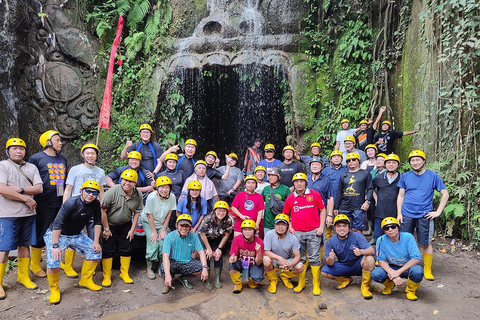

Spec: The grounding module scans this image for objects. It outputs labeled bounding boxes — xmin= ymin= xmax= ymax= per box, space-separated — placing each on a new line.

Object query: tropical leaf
xmin=127 ymin=0 xmax=151 ymax=28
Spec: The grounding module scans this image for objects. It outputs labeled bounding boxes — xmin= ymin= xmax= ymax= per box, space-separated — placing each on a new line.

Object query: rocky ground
xmin=1 ymin=239 xmax=479 ymax=320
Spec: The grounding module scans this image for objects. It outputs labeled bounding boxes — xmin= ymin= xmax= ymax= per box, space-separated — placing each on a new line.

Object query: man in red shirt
xmin=283 ymin=173 xmax=326 ymax=296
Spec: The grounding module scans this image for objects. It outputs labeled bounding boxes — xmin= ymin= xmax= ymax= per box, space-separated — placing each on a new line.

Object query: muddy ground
xmin=1 ymin=240 xmax=479 ymax=320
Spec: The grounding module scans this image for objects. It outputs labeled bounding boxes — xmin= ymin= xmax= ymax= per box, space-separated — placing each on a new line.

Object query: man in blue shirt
xmin=371 ymin=217 xmax=423 ymax=301
xmin=161 ymin=214 xmax=209 ymax=293
xmin=321 ymin=214 xmax=375 ymax=299
xmin=397 ymin=150 xmax=449 ymax=281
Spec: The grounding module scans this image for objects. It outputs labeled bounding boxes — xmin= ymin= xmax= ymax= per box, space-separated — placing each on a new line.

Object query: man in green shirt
xmin=261 ymin=168 xmax=291 ymax=234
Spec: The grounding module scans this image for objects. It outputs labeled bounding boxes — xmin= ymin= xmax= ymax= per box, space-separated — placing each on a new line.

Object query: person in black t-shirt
xmin=373 ymin=120 xmax=419 ymax=154
xmin=278 ymin=146 xmax=304 ymax=189
xmin=44 ymin=181 xmax=103 ymax=305
xmin=355 ymin=106 xmax=386 ymax=151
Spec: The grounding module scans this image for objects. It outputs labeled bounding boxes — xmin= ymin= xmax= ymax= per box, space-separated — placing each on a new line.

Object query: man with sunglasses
xmin=44 ymin=181 xmax=103 ymax=304
xmin=321 ymin=215 xmax=375 ymax=299
xmin=161 ymin=214 xmax=209 ymax=293
xmin=371 ymin=217 xmax=423 ymax=301
xmin=334 ymin=153 xmax=373 ymax=234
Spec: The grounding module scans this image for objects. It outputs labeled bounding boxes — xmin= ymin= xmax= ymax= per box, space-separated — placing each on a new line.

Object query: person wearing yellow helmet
xmin=178 ymin=180 xmax=208 ymax=233
xmin=217 ymin=153 xmax=244 ymax=205
xmin=140 ymin=176 xmax=176 ymax=280
xmin=228 ymin=219 xmax=265 ymax=293
xmin=100 ymin=169 xmax=143 ymax=286
xmin=335 ymin=118 xmax=357 ymax=153
xmin=258 ymin=143 xmax=282 ymax=173
xmin=198 ymin=201 xmax=234 ymax=289
xmin=334 ymin=151 xmax=374 ymax=234
xmin=231 ymin=175 xmax=265 ymax=237
xmin=263 ymin=214 xmax=303 ymax=294
xmin=166 ymin=139 xmax=197 ymax=182
xmin=254 ymin=165 xmax=269 ymax=194
xmin=307 ymin=157 xmax=335 ymax=230
xmin=342 ymin=136 xmax=367 ymax=166
xmin=355 ymin=106 xmax=386 ymax=151
xmin=106 ymin=151 xmax=155 ymax=196
xmin=28 ymin=131 xmax=67 ymax=278
xmin=397 ymin=150 xmax=449 ymax=281
xmin=0 ymin=138 xmax=43 ymax=299
xmin=243 ymin=138 xmax=263 ymax=175
xmin=120 ymin=124 xmax=164 ymax=177
xmin=360 ymin=144 xmax=378 ymax=172
xmin=181 ymin=160 xmax=218 ymax=214
xmin=283 ymin=172 xmax=327 ymax=295
xmin=294 ymin=142 xmax=328 ymax=176
xmin=371 ymin=217 xmax=424 ymax=301
xmin=278 ymin=145 xmax=304 ymax=188
xmin=321 ymin=214 xmax=375 ymax=299
xmin=43 ymin=181 xmax=103 ymax=304
xmin=370 ymin=153 xmax=387 ymax=178
xmin=371 ymin=154 xmax=402 ymax=244
xmin=374 ymin=120 xmax=420 ymax=154
xmin=204 ymin=151 xmax=231 ymax=181
xmin=160 ymin=213 xmax=209 ymax=293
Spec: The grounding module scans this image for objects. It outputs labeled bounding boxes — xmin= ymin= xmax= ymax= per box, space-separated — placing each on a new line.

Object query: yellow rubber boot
xmin=335 ymin=276 xmax=353 ymax=290
xmin=17 ymin=258 xmax=37 ymax=289
xmin=311 ymin=266 xmax=321 ymax=296
xmin=0 ymin=262 xmax=6 ymax=299
xmin=78 ymin=260 xmax=102 ymax=291
xmin=405 ymin=279 xmax=421 ymax=301
xmin=265 ymin=269 xmax=278 ymax=294
xmin=47 ymin=271 xmax=61 ymax=304
xmin=279 ymin=270 xmax=295 ymax=289
xmin=382 ymin=279 xmax=395 ymax=295
xmin=247 ymin=277 xmax=258 ymax=288
xmin=293 ymin=266 xmax=307 ymax=293
xmin=325 ymin=227 xmax=332 ymax=240
xmin=423 ymin=253 xmax=434 ymax=281
xmin=230 ymin=272 xmax=242 ymax=293
xmin=119 ymin=256 xmax=134 ymax=284
xmin=63 ymin=249 xmax=78 ymax=278
xmin=30 ymin=247 xmax=47 ymax=278
xmin=101 ymin=258 xmax=113 ymax=287
xmin=361 ymin=270 xmax=373 ymax=299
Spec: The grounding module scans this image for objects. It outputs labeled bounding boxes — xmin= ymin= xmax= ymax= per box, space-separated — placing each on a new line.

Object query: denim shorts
xmin=0 ymin=216 xmax=36 ymax=251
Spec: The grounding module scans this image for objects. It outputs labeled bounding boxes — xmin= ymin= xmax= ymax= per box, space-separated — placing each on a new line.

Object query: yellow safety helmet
xmin=39 ymin=130 xmax=59 ymax=148
xmin=283 ymin=145 xmax=295 ymax=153
xmin=6 ymin=138 xmax=26 ymax=149
xmin=264 ymin=144 xmax=275 ymax=151
xmin=341 ymin=119 xmax=349 ymax=124
xmin=254 ymin=166 xmax=266 ymax=173
xmin=241 ymin=219 xmax=257 ymax=229
xmin=365 ymin=144 xmax=378 ymax=152
xmin=344 ymin=136 xmax=356 ymax=143
xmin=206 ymin=151 xmax=218 ymax=159
xmin=185 ymin=139 xmax=197 ymax=146
xmin=274 ymin=214 xmax=290 ymax=225
xmin=310 ymin=142 xmax=321 ymax=149
xmin=292 ymin=172 xmax=307 ymax=182
xmin=81 ymin=143 xmax=99 ymax=154
xmin=228 ymin=153 xmax=238 ymax=160
xmin=120 ymin=169 xmax=138 ymax=183
xmin=376 ymin=153 xmax=387 ymax=159
xmin=156 ymin=176 xmax=172 ymax=188
xmin=165 ymin=153 xmax=178 ymax=162
xmin=244 ymin=175 xmax=258 ymax=184
xmin=330 ymin=150 xmax=343 ymax=159
xmin=382 ymin=120 xmax=392 ymax=127
xmin=408 ymin=150 xmax=426 ymax=161
xmin=385 ymin=154 xmax=400 ymax=163
xmin=187 ymin=180 xmax=202 ymax=190
xmin=195 ymin=160 xmax=207 ymax=167
xmin=139 ymin=123 xmax=153 ymax=132
xmin=381 ymin=217 xmax=399 ymax=229
xmin=176 ymin=214 xmax=193 ymax=225
xmin=334 ymin=214 xmax=350 ymax=226
xmin=127 ymin=151 xmax=142 ymax=160
xmin=346 ymin=153 xmax=360 ymax=162
xmin=359 ymin=119 xmax=368 ymax=125
xmin=213 ymin=201 xmax=229 ymax=211
xmin=81 ymin=180 xmax=101 ymax=191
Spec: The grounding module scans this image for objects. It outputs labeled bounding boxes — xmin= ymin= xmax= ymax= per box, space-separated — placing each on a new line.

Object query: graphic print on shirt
xmin=239 ymin=248 xmax=256 ymax=265
xmin=244 ymin=200 xmax=254 ymax=210
xmin=345 ymin=175 xmax=359 ymax=196
xmin=47 ymin=162 xmax=67 ymax=185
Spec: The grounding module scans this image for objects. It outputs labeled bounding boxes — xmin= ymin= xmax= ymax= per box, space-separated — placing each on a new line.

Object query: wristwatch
xmin=20 ymin=187 xmax=25 ymax=194
xmin=52 ymin=243 xmax=59 ymax=248
xmin=202 ymin=265 xmax=210 ymax=269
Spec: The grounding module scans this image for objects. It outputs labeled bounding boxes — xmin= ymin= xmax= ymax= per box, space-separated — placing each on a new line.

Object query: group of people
xmin=0 ymin=114 xmax=448 ymax=305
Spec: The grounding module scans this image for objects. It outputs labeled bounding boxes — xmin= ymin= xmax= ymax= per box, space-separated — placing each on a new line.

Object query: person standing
xmin=374 ymin=121 xmax=419 ymax=154
xmin=342 ymin=136 xmax=367 ymax=165
xmin=0 ymin=138 xmax=43 ymax=299
xmin=176 ymin=139 xmax=197 ymax=181
xmin=28 ymin=130 xmax=67 ymax=278
xmin=101 ymin=169 xmax=143 ymax=286
xmin=283 ymin=173 xmax=326 ymax=295
xmin=217 ymin=153 xmax=243 ymax=205
xmin=231 ymin=175 xmax=265 ymax=237
xmin=204 ymin=151 xmax=231 ymax=181
xmin=335 ymin=119 xmax=357 ymax=153
xmin=372 ymin=217 xmax=424 ymax=300
xmin=44 ymin=181 xmax=103 ymax=304
xmin=121 ymin=124 xmax=163 ymax=179
xmin=158 ymin=153 xmax=184 ymax=230
xmin=397 ymin=150 xmax=449 ymax=281
xmin=182 ymin=160 xmax=218 ymax=213
xmin=141 ymin=176 xmax=176 ymax=280
xmin=278 ymin=146 xmax=304 ymax=189
xmin=355 ymin=106 xmax=386 ymax=151
xmin=261 ymin=168 xmax=291 ymax=235
xmin=258 ymin=144 xmax=282 ymax=173
xmin=253 ymin=166 xmax=269 ymax=194
xmin=295 ymin=142 xmax=328 ymax=175
xmin=307 ymin=157 xmax=334 ymax=232
xmin=243 ymin=138 xmax=263 ymax=175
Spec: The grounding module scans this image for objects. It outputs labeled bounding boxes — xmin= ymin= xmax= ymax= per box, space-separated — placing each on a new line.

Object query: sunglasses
xmin=382 ymin=224 xmax=398 ymax=231
xmin=84 ymin=189 xmax=99 ymax=196
xmin=346 ymin=159 xmax=358 ymax=163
